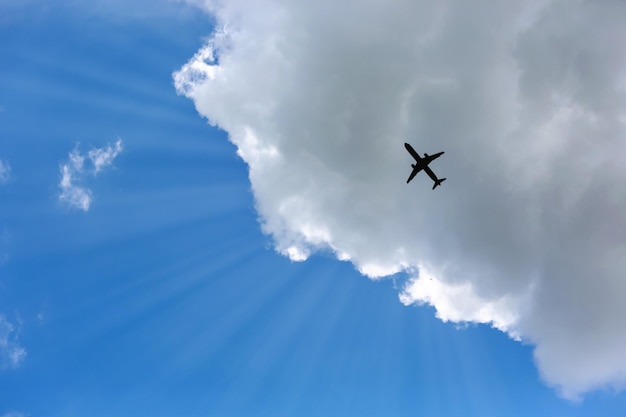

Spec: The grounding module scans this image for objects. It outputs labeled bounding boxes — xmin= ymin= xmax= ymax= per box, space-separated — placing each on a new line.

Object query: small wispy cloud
xmin=88 ymin=139 xmax=123 ymax=174
xmin=59 ymin=139 xmax=123 ymax=211
xmin=0 ymin=314 xmax=26 ymax=370
xmin=1 ymin=412 xmax=27 ymax=417
xmin=0 ymin=160 xmax=10 ymax=183
xmin=59 ymin=149 xmax=92 ymax=211
xmin=0 ymin=228 xmax=10 ymax=265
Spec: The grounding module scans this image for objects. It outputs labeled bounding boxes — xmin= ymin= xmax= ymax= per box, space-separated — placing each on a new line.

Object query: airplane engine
xmin=411 ymin=163 xmax=416 ymax=169
xmin=424 ymin=153 xmax=429 ymax=157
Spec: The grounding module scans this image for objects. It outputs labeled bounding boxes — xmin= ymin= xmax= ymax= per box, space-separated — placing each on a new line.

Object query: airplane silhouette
xmin=404 ymin=142 xmax=446 ymax=190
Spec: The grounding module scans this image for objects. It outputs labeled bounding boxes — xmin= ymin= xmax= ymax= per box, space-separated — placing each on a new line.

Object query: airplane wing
xmin=406 ymin=165 xmax=422 ymax=183
xmin=404 ymin=143 xmax=422 ymax=162
xmin=423 ymin=165 xmax=439 ymax=183
xmin=424 ymin=151 xmax=444 ymax=164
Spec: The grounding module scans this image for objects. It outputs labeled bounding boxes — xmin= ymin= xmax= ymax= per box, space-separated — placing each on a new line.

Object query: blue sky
xmin=1 ymin=1 xmax=626 ymax=416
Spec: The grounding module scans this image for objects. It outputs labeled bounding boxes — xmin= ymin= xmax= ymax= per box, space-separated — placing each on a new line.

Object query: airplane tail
xmin=432 ymin=178 xmax=446 ymax=190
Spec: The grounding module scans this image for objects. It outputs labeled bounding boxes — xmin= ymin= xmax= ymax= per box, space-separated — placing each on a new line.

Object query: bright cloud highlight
xmin=175 ymin=0 xmax=626 ymax=399
xmin=59 ymin=139 xmax=123 ymax=211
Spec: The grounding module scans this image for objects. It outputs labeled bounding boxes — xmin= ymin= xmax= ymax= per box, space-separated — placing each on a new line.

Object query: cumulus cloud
xmin=0 ymin=315 xmax=26 ymax=370
xmin=175 ymin=0 xmax=626 ymax=399
xmin=0 ymin=160 xmax=10 ymax=183
xmin=59 ymin=139 xmax=123 ymax=211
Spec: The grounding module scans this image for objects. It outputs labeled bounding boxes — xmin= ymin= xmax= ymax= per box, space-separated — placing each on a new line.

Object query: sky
xmin=1 ymin=0 xmax=626 ymax=416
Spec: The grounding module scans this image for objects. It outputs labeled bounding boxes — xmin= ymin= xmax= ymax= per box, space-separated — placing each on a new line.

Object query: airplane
xmin=404 ymin=142 xmax=446 ymax=190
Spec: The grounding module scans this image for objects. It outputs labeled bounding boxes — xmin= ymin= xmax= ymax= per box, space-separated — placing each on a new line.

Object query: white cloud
xmin=0 ymin=315 xmax=26 ymax=370
xmin=59 ymin=139 xmax=123 ymax=211
xmin=0 ymin=160 xmax=10 ymax=183
xmin=175 ymin=0 xmax=626 ymax=400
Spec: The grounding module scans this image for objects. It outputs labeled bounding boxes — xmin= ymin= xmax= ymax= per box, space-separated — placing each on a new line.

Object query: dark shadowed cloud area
xmin=175 ymin=0 xmax=626 ymax=399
